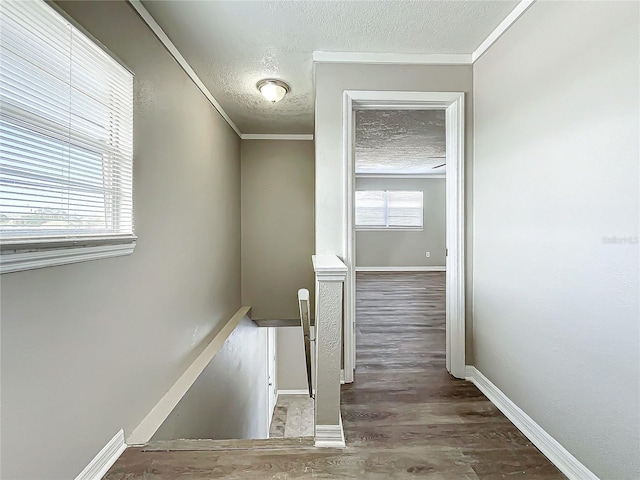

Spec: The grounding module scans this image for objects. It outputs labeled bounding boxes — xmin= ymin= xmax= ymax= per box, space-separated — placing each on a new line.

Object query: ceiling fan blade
xmin=432 ymin=163 xmax=446 ymax=169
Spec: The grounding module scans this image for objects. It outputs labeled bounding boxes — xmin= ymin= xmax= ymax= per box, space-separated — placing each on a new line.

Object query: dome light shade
xmin=257 ymin=79 xmax=289 ymax=103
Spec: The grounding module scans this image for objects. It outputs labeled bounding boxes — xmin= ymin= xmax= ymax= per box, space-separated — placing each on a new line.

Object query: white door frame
xmin=266 ymin=327 xmax=277 ymax=434
xmin=342 ymin=91 xmax=466 ymax=381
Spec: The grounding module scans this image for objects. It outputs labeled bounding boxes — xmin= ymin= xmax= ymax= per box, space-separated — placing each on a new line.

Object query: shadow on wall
xmin=151 ymin=317 xmax=269 ymax=441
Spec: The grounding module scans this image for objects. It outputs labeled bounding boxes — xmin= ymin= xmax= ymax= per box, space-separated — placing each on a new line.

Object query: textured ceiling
xmin=141 ymin=1 xmax=519 ymax=134
xmin=356 ymin=110 xmax=446 ymax=175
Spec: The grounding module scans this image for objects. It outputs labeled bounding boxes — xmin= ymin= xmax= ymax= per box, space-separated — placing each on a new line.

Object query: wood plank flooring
xmin=103 ymin=272 xmax=565 ymax=479
xmin=343 ymin=272 xmax=564 ymax=479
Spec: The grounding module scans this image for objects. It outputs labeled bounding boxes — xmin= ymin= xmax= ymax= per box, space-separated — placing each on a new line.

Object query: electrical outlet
xmin=425 ymin=251 xmax=430 ymax=258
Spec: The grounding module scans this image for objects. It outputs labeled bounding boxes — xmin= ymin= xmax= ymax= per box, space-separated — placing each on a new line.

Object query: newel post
xmin=312 ymin=254 xmax=347 ymax=448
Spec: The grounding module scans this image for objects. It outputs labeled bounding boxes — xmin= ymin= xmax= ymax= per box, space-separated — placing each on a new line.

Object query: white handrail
xmin=298 ymin=288 xmax=313 ymax=398
xmin=127 ymin=306 xmax=251 ymax=445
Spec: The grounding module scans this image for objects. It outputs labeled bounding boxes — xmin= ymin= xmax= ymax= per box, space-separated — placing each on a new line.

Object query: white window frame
xmin=355 ymin=190 xmax=424 ymax=231
xmin=0 ymin=1 xmax=136 ymax=274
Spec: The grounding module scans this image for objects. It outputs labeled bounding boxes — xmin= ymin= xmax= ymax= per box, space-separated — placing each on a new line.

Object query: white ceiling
xmin=141 ymin=1 xmax=519 ymax=135
xmin=356 ymin=110 xmax=446 ymax=175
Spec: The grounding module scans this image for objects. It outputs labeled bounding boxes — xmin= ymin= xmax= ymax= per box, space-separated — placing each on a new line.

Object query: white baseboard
xmin=465 ymin=366 xmax=599 ymax=480
xmin=355 ymin=266 xmax=446 ymax=272
xmin=315 ymin=415 xmax=345 ymax=448
xmin=277 ymin=389 xmax=310 ymax=396
xmin=74 ymin=429 xmax=127 ymax=480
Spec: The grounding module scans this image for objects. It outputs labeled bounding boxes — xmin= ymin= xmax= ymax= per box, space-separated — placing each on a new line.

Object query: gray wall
xmin=276 ymin=328 xmax=309 ymax=391
xmin=473 ymin=2 xmax=639 ymax=479
xmin=152 ymin=317 xmax=268 ymax=441
xmin=355 ymin=177 xmax=445 ymax=267
xmin=240 ymin=139 xmax=315 ymax=391
xmin=0 ymin=2 xmax=242 ymax=479
xmin=314 ymin=63 xmax=475 ymax=360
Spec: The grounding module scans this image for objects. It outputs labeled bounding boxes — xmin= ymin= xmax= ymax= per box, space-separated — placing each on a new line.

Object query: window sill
xmin=355 ymin=227 xmax=424 ymax=232
xmin=0 ymin=236 xmax=137 ymax=274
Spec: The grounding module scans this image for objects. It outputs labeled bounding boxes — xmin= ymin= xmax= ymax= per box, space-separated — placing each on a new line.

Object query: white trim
xmin=355 ymin=227 xmax=423 ymax=232
xmin=465 ymin=366 xmax=600 ymax=480
xmin=343 ymin=92 xmax=356 ymax=384
xmin=355 ymin=266 xmax=446 ymax=272
xmin=241 ymin=134 xmax=314 ymax=141
xmin=340 ymin=369 xmax=345 ymax=384
xmin=125 ymin=0 xmax=534 ymax=142
xmin=74 ymin=429 xmax=126 ymax=480
xmin=315 ymin=415 xmax=346 ymax=448
xmin=266 ymin=327 xmax=277 ymax=434
xmin=1 ymin=241 xmax=136 ymax=274
xmin=348 ymin=90 xmax=468 ymax=107
xmin=312 ymin=254 xmax=348 ymax=282
xmin=313 ymin=51 xmax=472 ymax=65
xmin=356 ymin=174 xmax=446 ymax=179
xmin=356 ymin=104 xmax=448 ymax=111
xmin=127 ymin=307 xmax=252 ymax=445
xmin=127 ymin=0 xmax=241 ymax=137
xmin=343 ymin=91 xmax=466 ymax=381
xmin=444 ymin=92 xmax=466 ymax=379
xmin=277 ymin=389 xmax=310 ymax=396
xmin=472 ymin=0 xmax=536 ymax=63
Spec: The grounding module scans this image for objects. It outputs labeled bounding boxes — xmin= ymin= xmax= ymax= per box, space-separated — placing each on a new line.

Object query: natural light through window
xmin=355 ymin=190 xmax=423 ymax=229
xmin=0 ymin=0 xmax=135 ymax=272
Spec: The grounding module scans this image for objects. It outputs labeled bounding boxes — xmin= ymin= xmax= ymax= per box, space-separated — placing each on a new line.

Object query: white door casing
xmin=342 ymin=91 xmax=466 ymax=381
xmin=266 ymin=327 xmax=277 ymax=434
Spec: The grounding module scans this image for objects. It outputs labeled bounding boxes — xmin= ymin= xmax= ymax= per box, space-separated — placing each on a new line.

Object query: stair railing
xmin=298 ymin=288 xmax=314 ymax=398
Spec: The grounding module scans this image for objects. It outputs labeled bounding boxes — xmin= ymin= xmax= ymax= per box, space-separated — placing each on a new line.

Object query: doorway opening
xmin=342 ymin=91 xmax=466 ymax=382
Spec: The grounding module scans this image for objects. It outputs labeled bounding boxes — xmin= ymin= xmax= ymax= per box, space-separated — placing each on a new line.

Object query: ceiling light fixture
xmin=257 ymin=79 xmax=289 ymax=103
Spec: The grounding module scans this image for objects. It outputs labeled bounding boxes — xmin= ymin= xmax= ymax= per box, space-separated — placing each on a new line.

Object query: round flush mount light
xmin=257 ymin=79 xmax=289 ymax=103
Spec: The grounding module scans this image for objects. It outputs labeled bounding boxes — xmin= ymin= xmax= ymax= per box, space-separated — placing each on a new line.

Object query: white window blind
xmin=355 ymin=191 xmax=386 ymax=227
xmin=0 ymin=0 xmax=134 ymax=247
xmin=355 ymin=190 xmax=423 ymax=229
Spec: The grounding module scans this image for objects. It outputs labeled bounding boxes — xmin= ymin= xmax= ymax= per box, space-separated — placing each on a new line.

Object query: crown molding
xmin=128 ymin=0 xmax=535 ymax=139
xmin=313 ymin=1 xmax=536 ymax=67
xmin=127 ymin=0 xmax=241 ymax=137
xmin=240 ymin=134 xmax=314 ymax=141
xmin=472 ymin=0 xmax=536 ymax=63
xmin=313 ymin=51 xmax=472 ymax=65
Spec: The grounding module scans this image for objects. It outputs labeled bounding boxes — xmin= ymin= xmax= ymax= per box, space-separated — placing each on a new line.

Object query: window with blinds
xmin=0 ymin=0 xmax=134 ymax=250
xmin=355 ymin=190 xmax=423 ymax=229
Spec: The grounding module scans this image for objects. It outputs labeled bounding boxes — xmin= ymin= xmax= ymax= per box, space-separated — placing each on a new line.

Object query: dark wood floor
xmin=343 ymin=272 xmax=564 ymax=479
xmin=103 ymin=272 xmax=564 ymax=479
